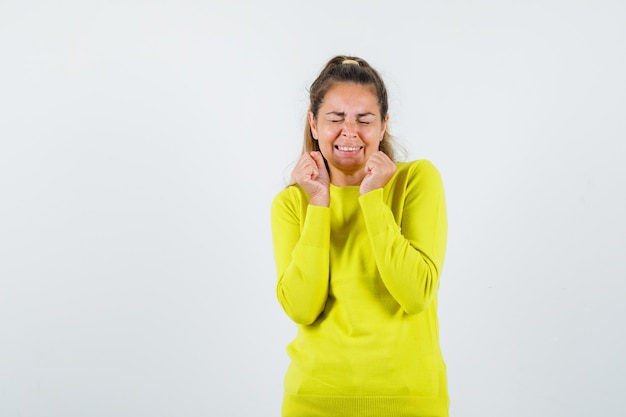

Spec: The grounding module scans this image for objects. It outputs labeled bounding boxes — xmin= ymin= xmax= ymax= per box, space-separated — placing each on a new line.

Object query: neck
xmin=330 ymin=168 xmax=365 ymax=187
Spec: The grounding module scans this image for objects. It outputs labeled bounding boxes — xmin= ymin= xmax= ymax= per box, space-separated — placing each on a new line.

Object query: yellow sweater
xmin=271 ymin=160 xmax=449 ymax=417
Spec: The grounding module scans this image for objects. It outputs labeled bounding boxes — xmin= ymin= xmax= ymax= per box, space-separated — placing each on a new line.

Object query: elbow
xmin=277 ymin=287 xmax=325 ymax=325
xmin=402 ymin=297 xmax=432 ymax=315
xmin=288 ymin=309 xmax=322 ymax=325
xmin=280 ymin=300 xmax=323 ymax=325
xmin=401 ymin=270 xmax=440 ymax=315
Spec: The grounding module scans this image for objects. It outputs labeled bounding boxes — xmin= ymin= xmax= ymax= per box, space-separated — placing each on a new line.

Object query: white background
xmin=1 ymin=1 xmax=625 ymax=416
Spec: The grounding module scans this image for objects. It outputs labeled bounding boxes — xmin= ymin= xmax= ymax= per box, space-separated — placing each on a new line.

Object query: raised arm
xmin=359 ymin=160 xmax=447 ymax=315
xmin=271 ymin=189 xmax=331 ymax=325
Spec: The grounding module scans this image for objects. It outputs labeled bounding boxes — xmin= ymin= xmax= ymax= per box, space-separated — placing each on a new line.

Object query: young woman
xmin=271 ymin=55 xmax=449 ymax=417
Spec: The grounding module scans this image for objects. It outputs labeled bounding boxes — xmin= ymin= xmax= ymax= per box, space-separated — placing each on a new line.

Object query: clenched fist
xmin=360 ymin=151 xmax=397 ymax=195
xmin=291 ymin=151 xmax=330 ymax=207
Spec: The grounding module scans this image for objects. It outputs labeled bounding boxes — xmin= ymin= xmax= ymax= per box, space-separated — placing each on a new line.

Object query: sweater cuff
xmin=300 ymin=204 xmax=331 ymax=248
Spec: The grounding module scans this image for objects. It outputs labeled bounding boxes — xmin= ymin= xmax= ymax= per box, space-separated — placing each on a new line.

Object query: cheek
xmin=321 ymin=123 xmax=342 ymax=136
xmin=363 ymin=129 xmax=382 ymax=143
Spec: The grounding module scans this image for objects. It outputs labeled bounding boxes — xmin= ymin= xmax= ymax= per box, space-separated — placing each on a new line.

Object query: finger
xmin=368 ymin=151 xmax=393 ymax=167
xmin=297 ymin=154 xmax=315 ymax=170
xmin=310 ymin=151 xmax=329 ymax=176
xmin=365 ymin=154 xmax=381 ymax=172
xmin=292 ymin=155 xmax=314 ymax=181
xmin=309 ymin=151 xmax=324 ymax=168
xmin=303 ymin=162 xmax=319 ymax=181
xmin=298 ymin=153 xmax=314 ymax=166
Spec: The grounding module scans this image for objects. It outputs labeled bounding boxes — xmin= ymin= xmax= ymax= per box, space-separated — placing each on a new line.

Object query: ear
xmin=380 ymin=113 xmax=390 ymax=141
xmin=308 ymin=111 xmax=319 ymax=140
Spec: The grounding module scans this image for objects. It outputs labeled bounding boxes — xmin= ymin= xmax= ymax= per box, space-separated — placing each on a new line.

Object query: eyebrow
xmin=325 ymin=111 xmax=377 ymax=118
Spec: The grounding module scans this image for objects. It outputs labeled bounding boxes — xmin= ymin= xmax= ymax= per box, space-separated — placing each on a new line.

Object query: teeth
xmin=337 ymin=146 xmax=361 ymax=151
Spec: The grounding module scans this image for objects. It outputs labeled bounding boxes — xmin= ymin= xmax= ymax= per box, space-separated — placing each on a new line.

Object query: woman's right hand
xmin=291 ymin=151 xmax=330 ymax=207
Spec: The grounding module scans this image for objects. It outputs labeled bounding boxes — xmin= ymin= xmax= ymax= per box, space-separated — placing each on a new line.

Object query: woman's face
xmin=309 ymin=82 xmax=388 ymax=185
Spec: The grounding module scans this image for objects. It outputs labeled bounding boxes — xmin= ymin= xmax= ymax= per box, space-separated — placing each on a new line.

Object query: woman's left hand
xmin=360 ymin=151 xmax=397 ymax=195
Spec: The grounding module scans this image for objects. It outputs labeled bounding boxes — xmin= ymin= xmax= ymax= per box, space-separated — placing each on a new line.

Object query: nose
xmin=341 ymin=120 xmax=358 ymax=138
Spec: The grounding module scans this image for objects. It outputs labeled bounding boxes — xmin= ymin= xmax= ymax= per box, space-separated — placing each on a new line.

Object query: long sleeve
xmin=271 ymin=187 xmax=331 ymax=325
xmin=359 ymin=160 xmax=447 ymax=315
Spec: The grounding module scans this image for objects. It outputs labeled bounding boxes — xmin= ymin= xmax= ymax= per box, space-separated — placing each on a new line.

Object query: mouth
xmin=335 ymin=145 xmax=363 ymax=152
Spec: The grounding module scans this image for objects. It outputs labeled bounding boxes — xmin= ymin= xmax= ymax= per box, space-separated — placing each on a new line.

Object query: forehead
xmin=321 ymin=82 xmax=379 ymax=111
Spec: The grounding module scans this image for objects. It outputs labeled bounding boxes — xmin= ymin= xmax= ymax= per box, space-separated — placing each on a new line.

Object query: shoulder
xmin=386 ymin=160 xmax=445 ymax=199
xmin=272 ymin=184 xmax=309 ymax=212
xmin=394 ymin=159 xmax=443 ymax=184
